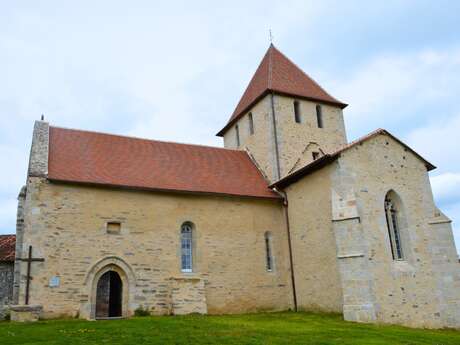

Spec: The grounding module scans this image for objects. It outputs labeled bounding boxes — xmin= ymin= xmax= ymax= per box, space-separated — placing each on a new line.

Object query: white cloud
xmin=430 ymin=172 xmax=460 ymax=204
xmin=329 ymin=47 xmax=460 ymax=139
xmin=406 ymin=115 xmax=460 ymax=252
xmin=406 ymin=113 xmax=460 ymax=172
xmin=0 ymin=199 xmax=17 ymax=234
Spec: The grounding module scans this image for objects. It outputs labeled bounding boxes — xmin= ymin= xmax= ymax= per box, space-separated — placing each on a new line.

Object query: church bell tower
xmin=217 ymin=44 xmax=348 ymax=183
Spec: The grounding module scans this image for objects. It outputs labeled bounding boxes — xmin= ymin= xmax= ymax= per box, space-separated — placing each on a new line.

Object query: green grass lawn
xmin=1 ymin=311 xmax=459 ymax=345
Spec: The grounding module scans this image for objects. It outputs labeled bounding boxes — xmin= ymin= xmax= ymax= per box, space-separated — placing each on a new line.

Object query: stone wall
xmin=27 ymin=121 xmax=49 ymax=178
xmin=170 ymin=277 xmax=207 ymax=315
xmin=19 ymin=177 xmax=294 ymax=319
xmin=223 ymin=95 xmax=278 ymax=182
xmin=13 ymin=186 xmax=26 ymax=304
xmin=330 ymin=162 xmax=378 ymax=323
xmin=332 ymin=133 xmax=460 ymax=328
xmin=274 ymin=95 xmax=347 ymax=177
xmin=223 ymin=94 xmax=347 ymax=183
xmin=0 ymin=262 xmax=14 ymax=318
xmin=284 ymin=165 xmax=343 ymax=313
xmin=280 ymin=131 xmax=460 ymax=328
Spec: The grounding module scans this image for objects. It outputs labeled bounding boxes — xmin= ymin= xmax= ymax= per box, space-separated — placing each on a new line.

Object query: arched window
xmin=181 ymin=223 xmax=193 ymax=272
xmin=385 ymin=192 xmax=404 ymax=260
xmin=264 ymin=232 xmax=273 ymax=271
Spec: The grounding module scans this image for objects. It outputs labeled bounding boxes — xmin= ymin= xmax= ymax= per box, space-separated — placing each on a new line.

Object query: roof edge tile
xmin=48 ymin=178 xmax=282 ymax=200
xmin=271 ymin=128 xmax=436 ymax=189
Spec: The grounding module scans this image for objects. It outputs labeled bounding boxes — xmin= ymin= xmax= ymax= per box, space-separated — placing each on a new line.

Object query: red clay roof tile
xmin=217 ymin=44 xmax=347 ymax=136
xmin=48 ymin=127 xmax=280 ymax=199
xmin=0 ymin=234 xmax=15 ymax=262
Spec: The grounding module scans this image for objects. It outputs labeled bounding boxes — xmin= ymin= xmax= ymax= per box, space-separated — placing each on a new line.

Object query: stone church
xmin=8 ymin=44 xmax=460 ymax=328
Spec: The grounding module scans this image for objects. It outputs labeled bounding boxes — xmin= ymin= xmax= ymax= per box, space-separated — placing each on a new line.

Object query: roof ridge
xmin=50 ymin=125 xmax=241 ymax=152
xmin=268 ymin=44 xmax=274 ymax=89
xmin=334 ymin=128 xmax=386 ymax=155
xmin=271 ymin=128 xmax=436 ymax=189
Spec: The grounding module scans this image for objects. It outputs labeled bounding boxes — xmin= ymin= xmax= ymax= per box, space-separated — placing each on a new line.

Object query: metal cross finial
xmin=269 ymin=29 xmax=274 ymax=44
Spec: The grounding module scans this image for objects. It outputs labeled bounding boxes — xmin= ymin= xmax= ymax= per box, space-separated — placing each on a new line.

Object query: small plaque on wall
xmin=49 ymin=276 xmax=60 ymax=288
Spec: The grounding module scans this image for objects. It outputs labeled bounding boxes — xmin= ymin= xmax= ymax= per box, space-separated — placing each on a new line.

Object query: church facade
xmin=12 ymin=45 xmax=460 ymax=328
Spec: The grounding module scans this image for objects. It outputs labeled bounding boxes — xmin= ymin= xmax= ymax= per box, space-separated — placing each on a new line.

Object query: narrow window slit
xmin=235 ymin=125 xmax=240 ymax=147
xmin=248 ymin=112 xmax=254 ymax=135
xmin=316 ymin=105 xmax=323 ymax=128
xmin=294 ymin=101 xmax=301 ymax=123
xmin=265 ymin=232 xmax=273 ymax=271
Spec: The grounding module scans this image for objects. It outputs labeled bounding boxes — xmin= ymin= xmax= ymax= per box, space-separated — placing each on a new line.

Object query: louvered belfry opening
xmin=96 ymin=271 xmax=123 ymax=318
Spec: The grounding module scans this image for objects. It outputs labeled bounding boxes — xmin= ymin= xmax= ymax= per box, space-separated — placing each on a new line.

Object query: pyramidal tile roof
xmin=48 ymin=126 xmax=280 ymax=200
xmin=217 ymin=44 xmax=347 ymax=136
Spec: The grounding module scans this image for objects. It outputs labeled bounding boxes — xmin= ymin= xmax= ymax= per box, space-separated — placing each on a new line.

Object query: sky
xmin=1 ymin=1 xmax=460 ymax=251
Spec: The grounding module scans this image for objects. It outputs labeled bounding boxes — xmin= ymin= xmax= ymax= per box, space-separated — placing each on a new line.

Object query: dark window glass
xmin=294 ymin=101 xmax=301 ymax=123
xmin=235 ymin=125 xmax=240 ymax=146
xmin=316 ymin=105 xmax=323 ymax=128
xmin=249 ymin=113 xmax=254 ymax=135
xmin=265 ymin=232 xmax=273 ymax=271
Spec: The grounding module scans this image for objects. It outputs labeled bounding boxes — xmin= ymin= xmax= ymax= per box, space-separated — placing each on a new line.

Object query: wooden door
xmin=96 ymin=271 xmax=110 ymax=318
xmin=95 ymin=271 xmax=123 ymax=318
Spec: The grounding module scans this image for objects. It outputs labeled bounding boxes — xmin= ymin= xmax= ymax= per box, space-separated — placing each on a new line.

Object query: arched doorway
xmin=96 ymin=271 xmax=123 ymax=318
xmin=82 ymin=257 xmax=135 ymax=320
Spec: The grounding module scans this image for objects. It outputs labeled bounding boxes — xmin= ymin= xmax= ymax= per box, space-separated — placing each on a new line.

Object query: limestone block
xmin=170 ymin=277 xmax=207 ymax=315
xmin=343 ymin=304 xmax=377 ymax=323
xmin=10 ymin=305 xmax=42 ymax=322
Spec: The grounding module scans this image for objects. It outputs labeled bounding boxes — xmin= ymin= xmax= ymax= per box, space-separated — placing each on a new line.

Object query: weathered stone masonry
xmin=13 ymin=186 xmax=26 ymax=305
xmin=0 ymin=262 xmax=14 ymax=318
xmin=20 ymin=178 xmax=293 ymax=318
xmin=14 ymin=45 xmax=460 ymax=329
xmin=279 ymin=134 xmax=460 ymax=328
xmin=0 ymin=234 xmax=16 ymax=319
